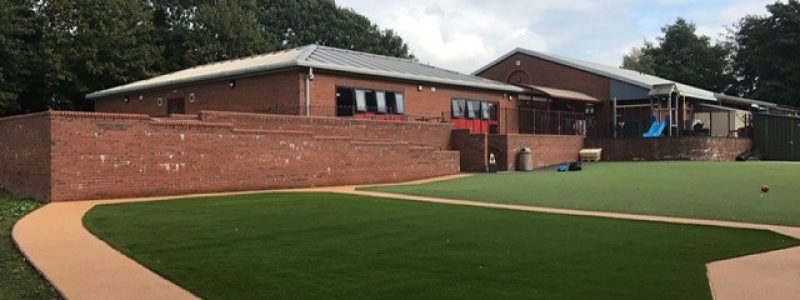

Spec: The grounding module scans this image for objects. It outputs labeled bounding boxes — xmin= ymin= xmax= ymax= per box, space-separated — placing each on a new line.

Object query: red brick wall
xmin=489 ymin=134 xmax=584 ymax=171
xmin=94 ymin=71 xmax=304 ymax=116
xmin=307 ymin=72 xmax=519 ymax=133
xmin=476 ymin=53 xmax=612 ymax=138
xmin=0 ymin=111 xmax=459 ymax=202
xmin=199 ymin=110 xmax=453 ymax=149
xmin=0 ymin=113 xmax=52 ymax=201
xmin=450 ymin=129 xmax=488 ymax=172
xmin=585 ymin=138 xmax=752 ymax=161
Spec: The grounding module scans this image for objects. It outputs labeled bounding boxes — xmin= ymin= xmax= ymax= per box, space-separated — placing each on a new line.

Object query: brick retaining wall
xmin=199 ymin=110 xmax=453 ymax=149
xmin=0 ymin=113 xmax=52 ymax=200
xmin=586 ymin=137 xmax=752 ymax=161
xmin=450 ymin=130 xmax=488 ymax=172
xmin=0 ymin=111 xmax=459 ymax=201
xmin=489 ymin=134 xmax=584 ymax=171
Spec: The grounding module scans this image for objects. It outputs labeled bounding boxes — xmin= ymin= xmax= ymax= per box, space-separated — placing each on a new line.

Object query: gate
xmin=754 ymin=113 xmax=800 ymax=161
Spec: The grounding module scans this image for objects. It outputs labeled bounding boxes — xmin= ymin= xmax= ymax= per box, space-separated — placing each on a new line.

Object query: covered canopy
xmin=520 ymin=84 xmax=600 ymax=103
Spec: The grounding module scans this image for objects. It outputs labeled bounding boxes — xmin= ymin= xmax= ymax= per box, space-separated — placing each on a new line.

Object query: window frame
xmin=336 ymin=85 xmax=405 ymax=115
xmin=451 ymin=99 xmax=466 ymax=118
xmin=376 ymin=91 xmax=387 ymax=114
xmin=394 ymin=93 xmax=405 ymax=115
xmin=355 ymin=89 xmax=367 ymax=112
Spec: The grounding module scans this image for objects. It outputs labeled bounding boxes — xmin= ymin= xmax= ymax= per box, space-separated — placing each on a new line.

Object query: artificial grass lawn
xmin=364 ymin=162 xmax=800 ymax=226
xmin=84 ymin=193 xmax=799 ymax=299
xmin=0 ymin=190 xmax=61 ymax=300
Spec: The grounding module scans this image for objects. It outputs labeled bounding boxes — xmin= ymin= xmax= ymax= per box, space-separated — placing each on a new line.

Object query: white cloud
xmin=337 ymin=0 xmax=776 ymax=73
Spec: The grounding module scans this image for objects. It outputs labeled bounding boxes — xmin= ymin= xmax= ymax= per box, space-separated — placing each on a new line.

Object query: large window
xmin=376 ymin=91 xmax=387 ymax=113
xmin=451 ymin=99 xmax=466 ymax=118
xmin=355 ymin=89 xmax=367 ymax=112
xmin=389 ymin=93 xmax=405 ymax=114
xmin=466 ymin=101 xmax=478 ymax=119
xmin=337 ymin=87 xmax=405 ymax=116
xmin=452 ymin=98 xmax=497 ymax=121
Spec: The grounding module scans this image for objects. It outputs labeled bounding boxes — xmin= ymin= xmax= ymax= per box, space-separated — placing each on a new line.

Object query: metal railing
xmin=504 ymin=107 xmax=587 ymax=135
xmin=254 ymin=104 xmax=450 ymax=124
xmin=616 ymin=110 xmax=752 ymax=138
xmin=219 ymin=104 xmax=591 ymax=135
xmin=690 ymin=111 xmax=752 ymax=138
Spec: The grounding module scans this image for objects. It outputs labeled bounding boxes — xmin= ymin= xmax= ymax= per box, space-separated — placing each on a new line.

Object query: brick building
xmin=474 ymin=48 xmax=794 ymax=139
xmin=6 ymin=45 xmax=776 ymax=202
xmin=1 ymin=45 xmax=591 ymax=202
xmin=472 ymin=48 xmax=800 ymax=161
xmin=89 ymin=45 xmax=528 ymax=135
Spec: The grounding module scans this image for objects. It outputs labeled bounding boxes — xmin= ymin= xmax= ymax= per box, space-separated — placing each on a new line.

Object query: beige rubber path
xmin=13 ymin=174 xmax=800 ymax=300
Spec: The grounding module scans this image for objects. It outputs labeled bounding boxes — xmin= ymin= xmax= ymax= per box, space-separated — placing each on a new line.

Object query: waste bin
xmin=518 ymin=147 xmax=534 ymax=171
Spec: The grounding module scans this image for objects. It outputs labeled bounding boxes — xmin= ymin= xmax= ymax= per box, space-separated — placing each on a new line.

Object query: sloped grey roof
xmin=474 ymin=48 xmax=718 ymax=101
xmin=87 ymin=45 xmax=523 ymax=99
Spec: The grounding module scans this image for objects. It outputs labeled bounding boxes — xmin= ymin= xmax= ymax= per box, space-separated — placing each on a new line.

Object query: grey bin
xmin=518 ymin=147 xmax=534 ymax=171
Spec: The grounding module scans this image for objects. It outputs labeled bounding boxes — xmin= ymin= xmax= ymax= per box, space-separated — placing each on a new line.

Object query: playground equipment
xmin=613 ymin=83 xmax=685 ymax=138
xmin=642 ymin=116 xmax=670 ymax=138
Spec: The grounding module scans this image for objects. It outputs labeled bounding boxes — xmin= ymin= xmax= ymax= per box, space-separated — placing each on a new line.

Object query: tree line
xmin=0 ymin=0 xmax=412 ymax=116
xmin=623 ymin=0 xmax=800 ymax=108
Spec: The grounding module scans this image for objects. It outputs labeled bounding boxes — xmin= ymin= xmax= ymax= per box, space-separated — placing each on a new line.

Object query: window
xmin=365 ymin=91 xmax=377 ymax=111
xmin=487 ymin=103 xmax=498 ymax=120
xmin=376 ymin=91 xmax=387 ymax=113
xmin=355 ymin=89 xmax=367 ymax=112
xmin=585 ymin=104 xmax=595 ymax=115
xmin=394 ymin=93 xmax=405 ymax=115
xmin=452 ymin=98 xmax=497 ymax=121
xmin=386 ymin=92 xmax=405 ymax=115
xmin=466 ymin=101 xmax=480 ymax=119
xmin=339 ymin=87 xmax=405 ymax=115
xmin=452 ymin=99 xmax=466 ymax=118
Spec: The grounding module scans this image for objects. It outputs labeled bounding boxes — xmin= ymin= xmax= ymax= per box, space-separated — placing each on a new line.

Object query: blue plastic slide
xmin=642 ymin=116 xmax=669 ymax=138
xmin=642 ymin=117 xmax=659 ymax=137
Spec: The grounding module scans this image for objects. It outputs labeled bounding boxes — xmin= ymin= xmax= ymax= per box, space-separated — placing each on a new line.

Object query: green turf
xmin=0 ymin=190 xmax=61 ymax=300
xmin=364 ymin=162 xmax=800 ymax=226
xmin=84 ymin=192 xmax=798 ymax=299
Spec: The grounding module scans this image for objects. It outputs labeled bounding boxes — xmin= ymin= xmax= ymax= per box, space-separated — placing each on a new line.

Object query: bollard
xmin=488 ymin=153 xmax=498 ymax=173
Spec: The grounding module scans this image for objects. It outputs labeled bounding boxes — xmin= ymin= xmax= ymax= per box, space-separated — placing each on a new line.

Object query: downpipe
xmin=305 ymin=67 xmax=314 ymax=116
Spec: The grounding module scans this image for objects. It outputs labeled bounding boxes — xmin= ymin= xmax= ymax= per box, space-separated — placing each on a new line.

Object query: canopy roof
xmin=522 ymin=85 xmax=600 ymax=103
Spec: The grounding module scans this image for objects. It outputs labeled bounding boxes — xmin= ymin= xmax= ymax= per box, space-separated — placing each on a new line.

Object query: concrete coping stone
xmin=52 ymin=111 xmax=151 ymax=120
xmin=149 ymin=119 xmax=233 ymax=128
xmin=232 ymin=129 xmax=313 ymax=136
xmin=198 ymin=110 xmax=454 ymax=127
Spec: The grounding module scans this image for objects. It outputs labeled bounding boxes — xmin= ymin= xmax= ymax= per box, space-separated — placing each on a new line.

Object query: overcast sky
xmin=337 ymin=0 xmax=778 ymax=74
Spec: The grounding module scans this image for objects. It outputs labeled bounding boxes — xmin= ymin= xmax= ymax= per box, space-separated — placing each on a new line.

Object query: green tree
xmin=623 ymin=19 xmax=734 ymax=92
xmin=653 ymin=19 xmax=734 ymax=92
xmin=151 ymin=0 xmax=215 ymax=72
xmin=731 ymin=0 xmax=800 ymax=106
xmin=0 ymin=0 xmax=37 ymax=115
xmin=40 ymin=0 xmax=160 ymax=109
xmin=622 ymin=41 xmax=656 ymax=75
xmin=183 ymin=0 xmax=274 ymax=66
xmin=256 ymin=0 xmax=413 ymax=59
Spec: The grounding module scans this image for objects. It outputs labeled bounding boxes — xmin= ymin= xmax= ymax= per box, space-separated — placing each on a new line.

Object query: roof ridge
xmin=142 ymin=45 xmax=311 ymax=81
xmin=314 ymin=45 xmax=417 ymax=63
xmin=295 ymin=44 xmax=319 ymax=63
xmin=88 ymin=44 xmax=526 ymax=99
